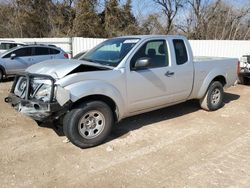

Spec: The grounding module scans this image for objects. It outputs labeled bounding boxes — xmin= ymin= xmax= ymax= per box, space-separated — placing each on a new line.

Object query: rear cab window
xmin=173 ymin=39 xmax=188 ymax=65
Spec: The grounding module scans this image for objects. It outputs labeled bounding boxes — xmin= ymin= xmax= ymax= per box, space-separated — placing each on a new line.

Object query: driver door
xmin=126 ymin=39 xmax=171 ymax=113
xmin=2 ymin=47 xmax=33 ymax=75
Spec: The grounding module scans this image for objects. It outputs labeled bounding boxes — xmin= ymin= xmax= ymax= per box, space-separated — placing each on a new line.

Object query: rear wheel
xmin=200 ymin=81 xmax=224 ymax=111
xmin=63 ymin=101 xmax=114 ymax=148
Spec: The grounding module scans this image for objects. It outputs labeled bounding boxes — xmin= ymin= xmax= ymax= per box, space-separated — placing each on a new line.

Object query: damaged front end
xmin=5 ymin=74 xmax=70 ymax=122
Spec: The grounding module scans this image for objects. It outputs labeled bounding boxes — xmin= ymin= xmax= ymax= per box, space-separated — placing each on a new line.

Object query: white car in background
xmin=0 ymin=40 xmax=25 ymax=54
xmin=238 ymin=55 xmax=250 ymax=84
xmin=0 ymin=44 xmax=68 ymax=81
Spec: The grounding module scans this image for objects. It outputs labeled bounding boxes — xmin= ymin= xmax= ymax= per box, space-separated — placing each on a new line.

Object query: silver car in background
xmin=0 ymin=44 xmax=68 ymax=81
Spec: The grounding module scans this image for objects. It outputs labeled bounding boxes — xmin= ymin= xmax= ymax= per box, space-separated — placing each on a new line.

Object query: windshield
xmin=80 ymin=38 xmax=140 ymax=67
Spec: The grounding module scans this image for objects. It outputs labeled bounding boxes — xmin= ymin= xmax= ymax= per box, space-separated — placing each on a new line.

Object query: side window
xmin=49 ymin=48 xmax=60 ymax=55
xmin=34 ymin=47 xmax=50 ymax=56
xmin=131 ymin=40 xmax=169 ymax=69
xmin=0 ymin=43 xmax=7 ymax=50
xmin=173 ymin=39 xmax=188 ymax=65
xmin=0 ymin=43 xmax=17 ymax=50
xmin=9 ymin=43 xmax=18 ymax=49
xmin=13 ymin=47 xmax=32 ymax=57
xmin=2 ymin=52 xmax=12 ymax=58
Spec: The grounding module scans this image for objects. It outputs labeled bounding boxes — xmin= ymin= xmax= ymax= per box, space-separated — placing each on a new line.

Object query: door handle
xmin=165 ymin=71 xmax=175 ymax=77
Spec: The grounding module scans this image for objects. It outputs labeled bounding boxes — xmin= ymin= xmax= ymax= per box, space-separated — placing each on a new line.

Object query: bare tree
xmin=153 ymin=0 xmax=186 ymax=34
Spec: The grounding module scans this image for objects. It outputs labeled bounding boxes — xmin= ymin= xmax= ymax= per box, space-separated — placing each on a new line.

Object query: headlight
xmin=13 ymin=75 xmax=55 ymax=102
xmin=14 ymin=76 xmax=27 ymax=99
xmin=30 ymin=78 xmax=53 ymax=102
xmin=33 ymin=84 xmax=51 ymax=102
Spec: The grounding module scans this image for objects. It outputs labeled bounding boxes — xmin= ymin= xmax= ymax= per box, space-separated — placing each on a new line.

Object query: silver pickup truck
xmin=5 ymin=35 xmax=238 ymax=148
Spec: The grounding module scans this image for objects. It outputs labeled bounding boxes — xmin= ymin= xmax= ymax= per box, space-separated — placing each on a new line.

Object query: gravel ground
xmin=0 ymin=81 xmax=250 ymax=188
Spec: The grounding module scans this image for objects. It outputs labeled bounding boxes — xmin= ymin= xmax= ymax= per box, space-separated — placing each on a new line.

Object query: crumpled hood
xmin=26 ymin=59 xmax=112 ymax=79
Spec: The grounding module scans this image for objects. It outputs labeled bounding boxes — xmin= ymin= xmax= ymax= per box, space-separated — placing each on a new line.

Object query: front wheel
xmin=63 ymin=101 xmax=114 ymax=148
xmin=200 ymin=81 xmax=224 ymax=111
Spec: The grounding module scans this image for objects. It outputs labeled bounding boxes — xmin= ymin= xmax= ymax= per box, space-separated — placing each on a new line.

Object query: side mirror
xmin=10 ymin=53 xmax=16 ymax=60
xmin=134 ymin=57 xmax=151 ymax=70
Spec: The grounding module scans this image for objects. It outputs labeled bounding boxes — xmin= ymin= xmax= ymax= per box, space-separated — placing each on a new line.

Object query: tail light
xmin=64 ymin=53 xmax=69 ymax=59
xmin=237 ymin=61 xmax=240 ymax=74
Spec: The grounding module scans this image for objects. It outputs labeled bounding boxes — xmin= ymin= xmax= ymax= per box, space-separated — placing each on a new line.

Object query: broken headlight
xmin=13 ymin=75 xmax=55 ymax=102
xmin=30 ymin=78 xmax=53 ymax=102
xmin=14 ymin=76 xmax=27 ymax=99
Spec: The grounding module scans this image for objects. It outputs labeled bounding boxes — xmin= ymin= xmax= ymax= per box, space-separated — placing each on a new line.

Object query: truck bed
xmin=189 ymin=56 xmax=238 ymax=99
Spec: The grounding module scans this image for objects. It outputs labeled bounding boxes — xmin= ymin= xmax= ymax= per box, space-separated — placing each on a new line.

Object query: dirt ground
xmin=0 ymin=80 xmax=250 ymax=188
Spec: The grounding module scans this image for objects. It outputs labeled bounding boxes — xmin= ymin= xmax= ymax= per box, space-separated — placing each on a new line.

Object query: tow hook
xmin=4 ymin=97 xmax=11 ymax=103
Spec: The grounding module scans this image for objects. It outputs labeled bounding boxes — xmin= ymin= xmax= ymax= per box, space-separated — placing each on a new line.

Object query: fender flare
xmin=197 ymin=69 xmax=227 ymax=99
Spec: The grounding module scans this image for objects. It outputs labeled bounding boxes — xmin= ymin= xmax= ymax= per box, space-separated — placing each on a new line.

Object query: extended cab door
xmin=163 ymin=39 xmax=194 ymax=102
xmin=126 ymin=38 xmax=193 ymax=113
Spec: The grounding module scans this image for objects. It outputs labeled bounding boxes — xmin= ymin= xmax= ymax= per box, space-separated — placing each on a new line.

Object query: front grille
xmin=11 ymin=74 xmax=55 ymax=102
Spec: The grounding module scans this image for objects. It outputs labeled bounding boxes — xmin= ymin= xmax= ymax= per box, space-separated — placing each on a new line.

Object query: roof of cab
xmin=112 ymin=35 xmax=187 ymax=41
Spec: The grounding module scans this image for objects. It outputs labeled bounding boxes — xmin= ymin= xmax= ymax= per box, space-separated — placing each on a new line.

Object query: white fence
xmin=1 ymin=37 xmax=250 ymax=58
xmin=189 ymin=40 xmax=250 ymax=58
xmin=72 ymin=37 xmax=106 ymax=56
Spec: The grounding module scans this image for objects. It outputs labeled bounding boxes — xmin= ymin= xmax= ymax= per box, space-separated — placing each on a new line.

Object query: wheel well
xmin=71 ymin=95 xmax=118 ymax=122
xmin=212 ymin=75 xmax=226 ymax=86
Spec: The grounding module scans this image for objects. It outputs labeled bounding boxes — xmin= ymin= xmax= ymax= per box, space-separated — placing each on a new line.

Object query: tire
xmin=0 ymin=69 xmax=3 ymax=82
xmin=35 ymin=120 xmax=43 ymax=126
xmin=239 ymin=75 xmax=246 ymax=85
xmin=200 ymin=81 xmax=224 ymax=111
xmin=63 ymin=101 xmax=114 ymax=148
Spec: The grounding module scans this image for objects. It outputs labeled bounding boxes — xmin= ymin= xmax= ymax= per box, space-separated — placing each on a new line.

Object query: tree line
xmin=0 ymin=0 xmax=249 ymax=40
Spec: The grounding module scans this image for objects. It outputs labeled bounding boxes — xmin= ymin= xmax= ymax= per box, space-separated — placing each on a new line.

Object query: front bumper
xmin=5 ymin=94 xmax=63 ymax=121
xmin=5 ymin=73 xmax=70 ymax=122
